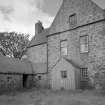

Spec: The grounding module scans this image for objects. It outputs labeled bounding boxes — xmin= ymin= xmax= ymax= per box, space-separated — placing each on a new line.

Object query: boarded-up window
xmin=60 ymin=40 xmax=67 ymax=56
xmin=80 ymin=35 xmax=88 ymax=53
xmin=69 ymin=13 xmax=77 ymax=27
xmin=61 ymin=71 xmax=67 ymax=78
xmin=80 ymin=68 xmax=88 ymax=81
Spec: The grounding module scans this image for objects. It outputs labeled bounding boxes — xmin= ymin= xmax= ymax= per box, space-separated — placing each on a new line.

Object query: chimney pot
xmin=35 ymin=21 xmax=44 ymax=35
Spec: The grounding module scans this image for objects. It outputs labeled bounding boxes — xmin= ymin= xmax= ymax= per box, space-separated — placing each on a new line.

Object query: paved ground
xmin=0 ymin=88 xmax=105 ymax=105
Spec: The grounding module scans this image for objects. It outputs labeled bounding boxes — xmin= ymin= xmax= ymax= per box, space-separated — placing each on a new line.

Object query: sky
xmin=0 ymin=0 xmax=105 ymax=39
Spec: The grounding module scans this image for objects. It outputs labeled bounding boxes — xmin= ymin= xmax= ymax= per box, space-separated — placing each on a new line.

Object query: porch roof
xmin=64 ymin=57 xmax=85 ymax=69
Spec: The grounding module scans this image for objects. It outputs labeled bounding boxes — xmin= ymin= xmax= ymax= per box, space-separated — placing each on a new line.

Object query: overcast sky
xmin=0 ymin=0 xmax=105 ymax=38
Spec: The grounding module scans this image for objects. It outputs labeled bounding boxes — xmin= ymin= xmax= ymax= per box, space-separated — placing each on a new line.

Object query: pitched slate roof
xmin=50 ymin=57 xmax=85 ymax=71
xmin=29 ymin=28 xmax=49 ymax=47
xmin=64 ymin=57 xmax=85 ymax=69
xmin=31 ymin=62 xmax=47 ymax=74
xmin=0 ymin=55 xmax=33 ymax=74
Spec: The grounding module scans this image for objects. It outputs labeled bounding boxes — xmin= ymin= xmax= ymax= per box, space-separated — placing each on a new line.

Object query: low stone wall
xmin=0 ymin=73 xmax=37 ymax=91
xmin=33 ymin=73 xmax=49 ymax=88
xmin=0 ymin=73 xmax=23 ymax=91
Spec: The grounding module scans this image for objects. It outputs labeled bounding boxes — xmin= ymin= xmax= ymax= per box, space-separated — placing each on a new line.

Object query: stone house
xmin=28 ymin=0 xmax=105 ymax=90
xmin=0 ymin=54 xmax=34 ymax=91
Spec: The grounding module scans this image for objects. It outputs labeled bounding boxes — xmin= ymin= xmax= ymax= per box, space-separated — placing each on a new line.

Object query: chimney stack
xmin=35 ymin=21 xmax=44 ymax=35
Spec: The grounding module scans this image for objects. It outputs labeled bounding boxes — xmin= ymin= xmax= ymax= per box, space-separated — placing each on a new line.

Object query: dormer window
xmin=69 ymin=13 xmax=77 ymax=28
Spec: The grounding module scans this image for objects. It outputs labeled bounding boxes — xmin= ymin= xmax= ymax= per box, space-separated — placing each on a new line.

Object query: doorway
xmin=23 ymin=74 xmax=28 ymax=88
xmin=80 ymin=68 xmax=88 ymax=89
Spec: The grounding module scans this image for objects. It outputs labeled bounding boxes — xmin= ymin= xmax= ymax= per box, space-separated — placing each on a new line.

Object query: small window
xmin=61 ymin=71 xmax=67 ymax=78
xmin=80 ymin=68 xmax=88 ymax=81
xmin=38 ymin=75 xmax=42 ymax=80
xmin=80 ymin=35 xmax=88 ymax=53
xmin=7 ymin=76 xmax=12 ymax=80
xmin=7 ymin=76 xmax=12 ymax=82
xmin=69 ymin=13 xmax=77 ymax=27
xmin=60 ymin=40 xmax=67 ymax=56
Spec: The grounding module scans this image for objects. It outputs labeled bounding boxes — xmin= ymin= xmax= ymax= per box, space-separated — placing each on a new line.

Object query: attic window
xmin=69 ymin=13 xmax=77 ymax=27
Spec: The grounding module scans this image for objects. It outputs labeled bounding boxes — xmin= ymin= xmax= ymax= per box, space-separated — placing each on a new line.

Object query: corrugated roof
xmin=0 ymin=55 xmax=33 ymax=74
xmin=29 ymin=28 xmax=49 ymax=47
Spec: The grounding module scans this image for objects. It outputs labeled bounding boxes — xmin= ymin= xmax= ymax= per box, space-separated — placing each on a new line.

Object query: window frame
xmin=80 ymin=35 xmax=89 ymax=53
xmin=60 ymin=39 xmax=68 ymax=56
xmin=69 ymin=13 xmax=77 ymax=28
xmin=61 ymin=71 xmax=67 ymax=79
xmin=38 ymin=75 xmax=42 ymax=80
xmin=80 ymin=68 xmax=88 ymax=81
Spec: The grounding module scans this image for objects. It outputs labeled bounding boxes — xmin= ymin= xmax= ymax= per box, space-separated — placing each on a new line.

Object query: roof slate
xmin=29 ymin=28 xmax=49 ymax=47
xmin=0 ymin=55 xmax=33 ymax=74
xmin=64 ymin=57 xmax=85 ymax=69
xmin=31 ymin=62 xmax=47 ymax=74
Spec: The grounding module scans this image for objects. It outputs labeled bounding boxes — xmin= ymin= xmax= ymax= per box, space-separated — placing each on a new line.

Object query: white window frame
xmin=80 ymin=35 xmax=89 ymax=53
xmin=60 ymin=40 xmax=68 ymax=56
xmin=61 ymin=71 xmax=67 ymax=79
xmin=80 ymin=68 xmax=88 ymax=81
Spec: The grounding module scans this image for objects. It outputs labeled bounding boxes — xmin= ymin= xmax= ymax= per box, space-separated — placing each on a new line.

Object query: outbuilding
xmin=0 ymin=55 xmax=34 ymax=91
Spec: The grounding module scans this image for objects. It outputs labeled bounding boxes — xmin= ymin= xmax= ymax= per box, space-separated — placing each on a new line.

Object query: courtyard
xmin=0 ymin=88 xmax=105 ymax=105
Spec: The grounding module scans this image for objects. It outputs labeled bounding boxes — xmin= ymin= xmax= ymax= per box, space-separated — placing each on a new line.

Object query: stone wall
xmin=0 ymin=74 xmax=22 ymax=91
xmin=48 ymin=0 xmax=105 ymax=73
xmin=34 ymin=74 xmax=49 ymax=88
xmin=51 ymin=58 xmax=76 ymax=90
xmin=27 ymin=44 xmax=47 ymax=73
xmin=27 ymin=44 xmax=47 ymax=63
xmin=48 ymin=21 xmax=105 ymax=87
xmin=27 ymin=44 xmax=48 ymax=87
xmin=0 ymin=73 xmax=37 ymax=91
xmin=49 ymin=0 xmax=105 ymax=35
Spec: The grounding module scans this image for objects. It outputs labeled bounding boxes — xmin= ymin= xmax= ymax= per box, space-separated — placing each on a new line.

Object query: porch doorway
xmin=80 ymin=68 xmax=89 ymax=89
xmin=23 ymin=74 xmax=28 ymax=88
